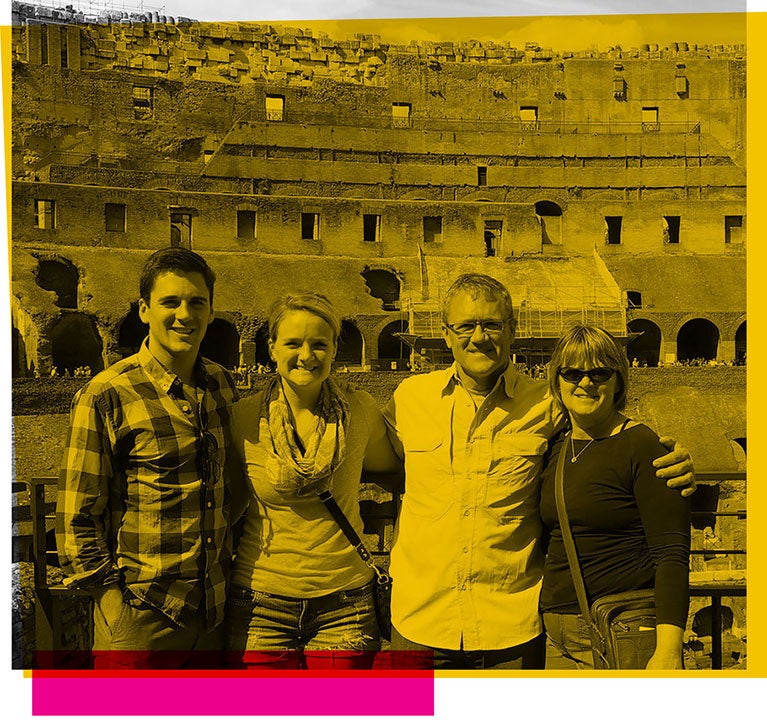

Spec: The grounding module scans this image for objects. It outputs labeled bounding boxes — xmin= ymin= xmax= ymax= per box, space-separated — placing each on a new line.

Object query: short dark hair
xmin=139 ymin=248 xmax=216 ymax=306
xmin=442 ymin=273 xmax=515 ymax=332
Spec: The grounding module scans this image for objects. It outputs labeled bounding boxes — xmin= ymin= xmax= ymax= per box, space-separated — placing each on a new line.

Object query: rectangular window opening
xmin=642 ymin=107 xmax=660 ymax=132
xmin=363 ymin=214 xmax=381 ymax=243
xmin=423 ymin=216 xmax=443 ymax=244
xmin=520 ymin=106 xmax=539 ymax=130
xmin=237 ymin=210 xmax=257 ymax=239
xmin=626 ymin=291 xmax=642 ymax=308
xmin=605 ymin=216 xmax=622 ymax=245
xmin=477 ymin=166 xmax=488 ymax=186
xmin=484 ymin=220 xmax=502 ymax=257
xmin=266 ymin=95 xmax=285 ymax=121
xmin=663 ymin=215 xmax=680 ymax=244
xmin=34 ymin=199 xmax=55 ymax=229
xmin=170 ymin=212 xmax=192 ymax=248
xmin=725 ymin=215 xmax=743 ymax=244
xmin=40 ymin=25 xmax=48 ymax=65
xmin=301 ymin=212 xmax=320 ymax=240
xmin=104 ymin=203 xmax=126 ymax=232
xmin=392 ymin=103 xmax=412 ymax=128
xmin=133 ymin=86 xmax=154 ymax=120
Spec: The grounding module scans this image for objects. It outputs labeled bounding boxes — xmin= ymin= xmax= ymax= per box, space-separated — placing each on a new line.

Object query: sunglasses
xmin=558 ymin=367 xmax=616 ymax=384
xmin=196 ymin=405 xmax=221 ymax=486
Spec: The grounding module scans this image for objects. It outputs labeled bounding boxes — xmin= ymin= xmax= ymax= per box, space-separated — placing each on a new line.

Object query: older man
xmin=383 ymin=273 xmax=693 ymax=669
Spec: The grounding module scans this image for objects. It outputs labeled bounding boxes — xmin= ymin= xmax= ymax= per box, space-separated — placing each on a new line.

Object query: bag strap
xmin=553 ymin=435 xmax=607 ymax=661
xmin=318 ymin=490 xmax=389 ymax=583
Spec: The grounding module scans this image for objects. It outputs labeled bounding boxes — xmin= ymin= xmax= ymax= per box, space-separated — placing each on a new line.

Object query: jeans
xmin=92 ymin=591 xmax=224 ymax=669
xmin=542 ymin=612 xmax=596 ymax=670
xmin=390 ymin=626 xmax=546 ymax=670
xmin=225 ymin=579 xmax=380 ymax=669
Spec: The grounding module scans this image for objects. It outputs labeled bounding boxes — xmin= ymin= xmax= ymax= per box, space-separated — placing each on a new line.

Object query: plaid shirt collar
xmin=137 ymin=338 xmax=211 ymax=394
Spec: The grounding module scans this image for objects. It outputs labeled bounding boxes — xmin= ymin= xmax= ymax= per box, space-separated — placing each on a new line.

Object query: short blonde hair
xmin=548 ymin=324 xmax=630 ymax=412
xmin=267 ymin=292 xmax=341 ymax=343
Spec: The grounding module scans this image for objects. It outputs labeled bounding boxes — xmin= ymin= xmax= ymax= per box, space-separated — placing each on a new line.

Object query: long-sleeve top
xmin=539 ymin=424 xmax=690 ymax=628
xmin=56 ymin=341 xmax=238 ymax=630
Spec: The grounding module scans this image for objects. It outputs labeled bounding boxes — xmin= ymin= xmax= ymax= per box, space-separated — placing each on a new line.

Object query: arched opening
xmin=627 ymin=319 xmax=662 ymax=367
xmin=254 ymin=323 xmax=271 ymax=367
xmin=50 ymin=313 xmax=104 ymax=376
xmin=534 ymin=200 xmax=563 ymax=245
xmin=33 ymin=257 xmax=79 ymax=308
xmin=361 ymin=268 xmax=400 ymax=311
xmin=336 ymin=320 xmax=363 ymax=367
xmin=117 ymin=302 xmax=148 ymax=358
xmin=200 ymin=318 xmax=240 ymax=369
xmin=378 ymin=320 xmax=409 ymax=370
xmin=12 ymin=326 xmax=27 ymax=377
xmin=735 ymin=321 xmax=746 ymax=364
xmin=677 ymin=319 xmax=719 ymax=362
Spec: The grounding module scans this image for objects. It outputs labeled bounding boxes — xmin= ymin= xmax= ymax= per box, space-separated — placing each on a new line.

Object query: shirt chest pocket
xmin=485 ymin=433 xmax=549 ymax=514
xmin=402 ymin=431 xmax=453 ymax=519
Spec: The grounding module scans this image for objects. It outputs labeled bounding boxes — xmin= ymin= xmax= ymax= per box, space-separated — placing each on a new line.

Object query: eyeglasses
xmin=558 ymin=367 xmax=616 ymax=384
xmin=444 ymin=319 xmax=506 ymax=338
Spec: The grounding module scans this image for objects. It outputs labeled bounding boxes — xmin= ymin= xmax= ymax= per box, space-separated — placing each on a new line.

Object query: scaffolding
xmin=398 ymin=284 xmax=627 ymax=368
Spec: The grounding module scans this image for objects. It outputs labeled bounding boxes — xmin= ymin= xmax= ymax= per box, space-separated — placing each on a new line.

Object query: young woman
xmin=539 ymin=324 xmax=690 ymax=669
xmin=224 ymin=292 xmax=400 ymax=669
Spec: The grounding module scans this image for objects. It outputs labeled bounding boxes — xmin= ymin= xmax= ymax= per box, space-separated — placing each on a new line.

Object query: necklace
xmin=570 ymin=435 xmax=595 ymax=463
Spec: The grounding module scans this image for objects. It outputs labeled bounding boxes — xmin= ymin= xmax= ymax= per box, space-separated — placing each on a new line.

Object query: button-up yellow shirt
xmin=383 ymin=364 xmax=563 ymax=651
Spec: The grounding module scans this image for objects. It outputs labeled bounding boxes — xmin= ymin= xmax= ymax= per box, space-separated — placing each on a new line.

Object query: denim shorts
xmin=225 ymin=580 xmax=380 ymax=669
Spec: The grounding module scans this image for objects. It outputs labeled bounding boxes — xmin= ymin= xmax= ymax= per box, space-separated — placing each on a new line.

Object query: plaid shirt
xmin=56 ymin=342 xmax=239 ymax=630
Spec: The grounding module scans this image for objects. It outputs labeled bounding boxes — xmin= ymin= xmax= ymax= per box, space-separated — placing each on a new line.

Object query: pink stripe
xmin=32 ymin=672 xmax=434 ymax=716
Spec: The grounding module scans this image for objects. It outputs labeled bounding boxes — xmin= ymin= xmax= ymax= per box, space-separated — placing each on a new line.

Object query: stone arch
xmin=677 ymin=318 xmax=720 ymax=361
xmin=735 ymin=320 xmax=746 ymax=364
xmin=253 ymin=322 xmax=271 ymax=367
xmin=117 ymin=302 xmax=147 ymax=357
xmin=200 ymin=317 xmax=240 ymax=369
xmin=534 ymin=200 xmax=563 ymax=245
xmin=627 ymin=318 xmax=662 ymax=367
xmin=378 ymin=319 xmax=410 ymax=362
xmin=361 ymin=267 xmax=400 ymax=311
xmin=33 ymin=256 xmax=79 ymax=308
xmin=50 ymin=312 xmax=105 ymax=375
xmin=336 ymin=320 xmax=363 ymax=367
xmin=12 ymin=325 xmax=28 ymax=377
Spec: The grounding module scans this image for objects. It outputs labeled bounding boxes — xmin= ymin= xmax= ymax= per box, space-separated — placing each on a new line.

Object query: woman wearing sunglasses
xmin=538 ymin=324 xmax=690 ymax=669
xmin=224 ymin=292 xmax=401 ymax=669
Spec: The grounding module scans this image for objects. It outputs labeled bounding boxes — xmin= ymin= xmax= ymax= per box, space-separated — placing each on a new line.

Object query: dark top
xmin=539 ymin=424 xmax=690 ymax=628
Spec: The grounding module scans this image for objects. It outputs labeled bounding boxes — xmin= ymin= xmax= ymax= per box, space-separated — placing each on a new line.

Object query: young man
xmin=56 ymin=248 xmax=238 ymax=668
xmin=384 ymin=273 xmax=695 ymax=669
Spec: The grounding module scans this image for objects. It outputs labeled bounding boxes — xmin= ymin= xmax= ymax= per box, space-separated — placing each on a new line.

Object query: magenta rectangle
xmin=32 ymin=672 xmax=434 ymax=716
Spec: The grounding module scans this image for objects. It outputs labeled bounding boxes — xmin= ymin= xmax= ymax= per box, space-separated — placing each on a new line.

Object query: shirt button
xmin=463 ymin=546 xmax=469 ymax=554
xmin=463 ymin=509 xmax=470 ymax=517
xmin=205 ymin=537 xmax=213 ymax=545
xmin=206 ymin=501 xmax=213 ymax=508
